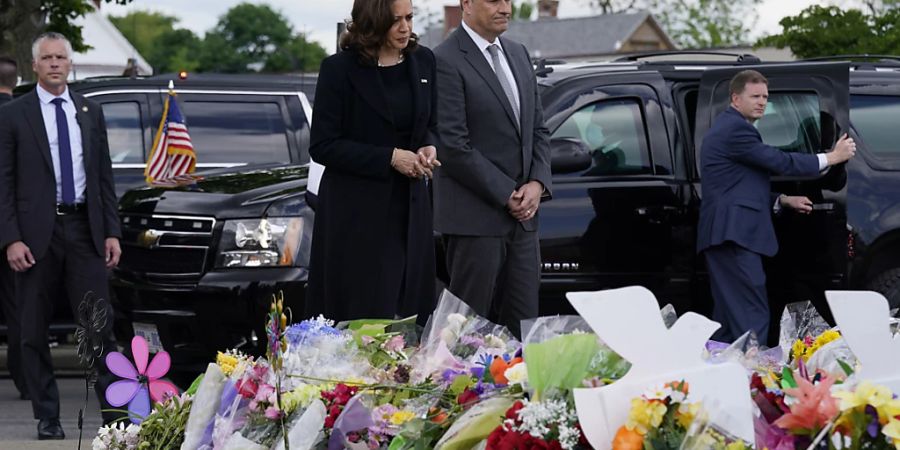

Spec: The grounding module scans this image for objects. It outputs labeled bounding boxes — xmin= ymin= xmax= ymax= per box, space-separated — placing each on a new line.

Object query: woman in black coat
xmin=305 ymin=0 xmax=439 ymax=323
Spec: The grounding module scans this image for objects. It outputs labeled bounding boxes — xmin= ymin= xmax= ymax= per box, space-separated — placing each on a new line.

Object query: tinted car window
xmin=101 ymin=102 xmax=144 ymax=164
xmin=180 ymin=101 xmax=290 ymax=164
xmin=755 ymin=93 xmax=820 ymax=154
xmin=851 ymin=95 xmax=900 ymax=158
xmin=551 ymin=98 xmax=652 ymax=176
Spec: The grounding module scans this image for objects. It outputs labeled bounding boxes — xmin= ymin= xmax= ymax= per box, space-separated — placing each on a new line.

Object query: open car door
xmin=694 ymin=61 xmax=852 ymax=333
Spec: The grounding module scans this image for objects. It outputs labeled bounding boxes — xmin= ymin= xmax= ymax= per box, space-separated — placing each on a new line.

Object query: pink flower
xmin=256 ymin=383 xmax=275 ymax=402
xmin=774 ymin=376 xmax=838 ymax=432
xmin=236 ymin=378 xmax=258 ymax=399
xmin=361 ymin=335 xmax=376 ymax=345
xmin=265 ymin=406 xmax=283 ymax=420
xmin=384 ymin=335 xmax=405 ymax=353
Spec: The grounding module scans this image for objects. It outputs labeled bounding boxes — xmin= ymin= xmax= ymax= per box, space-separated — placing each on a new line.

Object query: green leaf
xmin=449 ymin=375 xmax=474 ymax=396
xmin=837 ymin=358 xmax=855 ymax=377
xmin=186 ymin=373 xmax=204 ymax=396
xmin=781 ymin=367 xmax=797 ymax=390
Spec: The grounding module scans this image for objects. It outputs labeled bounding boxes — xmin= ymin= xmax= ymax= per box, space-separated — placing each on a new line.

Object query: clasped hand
xmin=391 ymin=146 xmax=441 ymax=179
xmin=508 ymin=181 xmax=543 ymax=222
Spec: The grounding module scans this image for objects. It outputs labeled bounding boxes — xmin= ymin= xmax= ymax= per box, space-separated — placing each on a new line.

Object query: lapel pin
xmin=82 ymin=106 xmax=88 ymax=113
xmin=421 ymin=78 xmax=428 ymax=84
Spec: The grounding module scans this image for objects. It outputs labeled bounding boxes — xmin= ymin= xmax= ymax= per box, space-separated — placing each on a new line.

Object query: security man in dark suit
xmin=0 ymin=54 xmax=30 ymax=402
xmin=697 ymin=69 xmax=856 ymax=342
xmin=0 ymin=33 xmax=121 ymax=440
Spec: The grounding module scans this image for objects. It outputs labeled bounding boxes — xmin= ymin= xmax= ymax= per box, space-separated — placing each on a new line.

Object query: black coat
xmin=0 ymin=89 xmax=121 ymax=258
xmin=305 ymin=47 xmax=437 ymax=323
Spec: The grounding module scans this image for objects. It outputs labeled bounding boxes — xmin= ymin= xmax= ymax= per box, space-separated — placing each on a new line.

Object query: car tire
xmin=865 ymin=267 xmax=900 ymax=311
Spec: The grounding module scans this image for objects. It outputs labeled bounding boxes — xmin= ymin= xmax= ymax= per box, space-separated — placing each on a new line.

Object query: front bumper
xmin=110 ymin=267 xmax=307 ymax=374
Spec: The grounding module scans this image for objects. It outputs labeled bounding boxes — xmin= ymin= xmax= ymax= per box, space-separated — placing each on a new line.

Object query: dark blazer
xmin=0 ymin=93 xmax=11 ymax=106
xmin=305 ymin=47 xmax=437 ymax=321
xmin=433 ymin=28 xmax=552 ymax=236
xmin=697 ymin=107 xmax=819 ymax=257
xmin=0 ymin=89 xmax=121 ymax=259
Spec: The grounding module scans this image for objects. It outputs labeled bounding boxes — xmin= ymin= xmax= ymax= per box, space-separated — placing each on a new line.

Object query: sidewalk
xmin=1 ymin=344 xmax=101 ymax=449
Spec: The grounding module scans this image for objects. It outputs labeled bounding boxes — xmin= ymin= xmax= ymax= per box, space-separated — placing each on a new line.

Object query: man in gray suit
xmin=434 ymin=0 xmax=551 ymax=336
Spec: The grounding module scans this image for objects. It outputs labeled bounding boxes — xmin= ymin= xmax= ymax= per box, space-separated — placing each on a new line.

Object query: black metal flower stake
xmin=74 ymin=292 xmax=110 ymax=450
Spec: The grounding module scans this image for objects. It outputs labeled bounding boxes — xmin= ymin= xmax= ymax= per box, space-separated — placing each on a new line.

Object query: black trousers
xmin=704 ymin=242 xmax=769 ymax=343
xmin=1 ymin=258 xmax=27 ymax=397
xmin=444 ymin=226 xmax=540 ymax=338
xmin=16 ymin=212 xmax=117 ymax=421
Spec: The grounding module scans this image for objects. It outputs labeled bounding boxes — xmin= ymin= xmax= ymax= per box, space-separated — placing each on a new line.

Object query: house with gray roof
xmin=418 ymin=7 xmax=677 ymax=60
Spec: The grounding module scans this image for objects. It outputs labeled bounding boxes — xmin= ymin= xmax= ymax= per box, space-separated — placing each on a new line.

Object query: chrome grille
xmin=119 ymin=214 xmax=216 ymax=283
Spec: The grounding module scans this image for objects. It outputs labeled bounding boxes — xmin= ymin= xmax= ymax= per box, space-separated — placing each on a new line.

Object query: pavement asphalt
xmin=0 ymin=345 xmax=101 ymax=449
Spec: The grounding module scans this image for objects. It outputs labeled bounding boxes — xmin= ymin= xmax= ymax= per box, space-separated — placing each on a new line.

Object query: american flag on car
xmin=145 ymin=82 xmax=197 ymax=185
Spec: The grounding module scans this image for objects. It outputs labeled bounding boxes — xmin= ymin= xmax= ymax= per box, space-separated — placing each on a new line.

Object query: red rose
xmin=236 ymin=378 xmax=258 ymax=399
xmin=457 ymin=388 xmax=479 ymax=408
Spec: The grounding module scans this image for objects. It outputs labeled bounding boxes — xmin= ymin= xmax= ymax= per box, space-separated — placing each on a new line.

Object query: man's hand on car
xmin=826 ymin=133 xmax=857 ymax=166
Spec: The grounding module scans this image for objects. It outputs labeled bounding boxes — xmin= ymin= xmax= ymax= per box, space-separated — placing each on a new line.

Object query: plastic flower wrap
xmin=779 ymin=301 xmax=831 ymax=363
xmin=282 ymin=315 xmax=370 ymax=389
xmin=521 ymin=316 xmax=609 ymax=400
xmin=433 ymin=396 xmax=517 ymax=449
xmin=680 ymin=402 xmax=753 ymax=450
xmin=706 ymin=331 xmax=783 ymax=374
xmin=411 ymin=290 xmax=519 ymax=384
xmin=181 ymin=363 xmax=226 ymax=450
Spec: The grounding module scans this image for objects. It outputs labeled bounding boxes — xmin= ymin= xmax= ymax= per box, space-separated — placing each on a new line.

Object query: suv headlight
xmin=216 ymin=217 xmax=305 ymax=268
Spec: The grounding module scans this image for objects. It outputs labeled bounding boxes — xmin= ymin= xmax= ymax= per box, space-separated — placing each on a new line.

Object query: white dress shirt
xmin=461 ymin=20 xmax=521 ymax=112
xmin=36 ymin=84 xmax=86 ymax=203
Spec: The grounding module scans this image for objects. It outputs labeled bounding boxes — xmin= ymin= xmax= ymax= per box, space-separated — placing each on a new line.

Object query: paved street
xmin=1 ymin=345 xmax=100 ymax=449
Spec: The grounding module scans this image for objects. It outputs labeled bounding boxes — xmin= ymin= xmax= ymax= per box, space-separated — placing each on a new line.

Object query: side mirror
xmin=550 ymin=137 xmax=592 ymax=174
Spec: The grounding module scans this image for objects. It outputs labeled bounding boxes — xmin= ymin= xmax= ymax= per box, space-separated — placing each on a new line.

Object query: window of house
xmin=551 ymin=98 xmax=652 ymax=176
xmin=100 ymin=102 xmax=144 ymax=164
xmin=851 ymin=95 xmax=900 ymax=158
xmin=180 ymin=101 xmax=290 ymax=164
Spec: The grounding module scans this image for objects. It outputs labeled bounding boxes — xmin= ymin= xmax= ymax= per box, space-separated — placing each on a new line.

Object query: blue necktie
xmin=51 ymin=97 xmax=76 ymax=205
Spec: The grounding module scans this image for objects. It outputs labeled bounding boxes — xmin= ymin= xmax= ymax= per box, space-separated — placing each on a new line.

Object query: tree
xmin=756 ymin=5 xmax=900 ymax=58
xmin=578 ymin=0 xmax=761 ymax=48
xmin=512 ymin=1 xmax=536 ymax=20
xmin=109 ymin=11 xmax=202 ymax=74
xmin=199 ymin=3 xmax=293 ymax=72
xmin=0 ymin=0 xmax=133 ymax=81
xmin=197 ymin=3 xmax=325 ymax=74
xmin=650 ymin=0 xmax=763 ymax=48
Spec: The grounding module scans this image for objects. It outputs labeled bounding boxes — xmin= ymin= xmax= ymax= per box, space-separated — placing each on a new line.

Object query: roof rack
xmin=801 ymin=54 xmax=900 ymax=63
xmin=612 ymin=51 xmax=761 ymax=63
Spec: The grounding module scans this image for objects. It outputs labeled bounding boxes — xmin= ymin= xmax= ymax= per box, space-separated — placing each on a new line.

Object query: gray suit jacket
xmin=433 ymin=27 xmax=551 ymax=236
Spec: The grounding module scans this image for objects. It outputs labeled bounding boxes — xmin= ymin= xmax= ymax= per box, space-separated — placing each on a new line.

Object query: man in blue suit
xmin=698 ymin=70 xmax=856 ymax=342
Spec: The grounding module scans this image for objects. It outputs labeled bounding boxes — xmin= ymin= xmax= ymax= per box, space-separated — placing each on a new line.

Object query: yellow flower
xmin=676 ymin=402 xmax=700 ymax=429
xmin=217 ymin=352 xmax=238 ymax=376
xmin=627 ymin=398 xmax=667 ymax=434
xmin=883 ymin=419 xmax=900 ymax=449
xmin=792 ymin=339 xmax=809 ymax=362
xmin=725 ymin=442 xmax=748 ymax=450
xmin=389 ymin=410 xmax=415 ymax=426
xmin=281 ymin=383 xmax=326 ymax=414
xmin=833 ymin=381 xmax=900 ymax=419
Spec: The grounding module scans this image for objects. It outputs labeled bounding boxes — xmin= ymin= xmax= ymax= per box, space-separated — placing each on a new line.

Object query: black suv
xmin=109 ymin=54 xmax=900 ymax=379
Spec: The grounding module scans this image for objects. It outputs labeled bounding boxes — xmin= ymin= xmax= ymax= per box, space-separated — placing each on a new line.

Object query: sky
xmin=101 ymin=0 xmax=837 ymax=55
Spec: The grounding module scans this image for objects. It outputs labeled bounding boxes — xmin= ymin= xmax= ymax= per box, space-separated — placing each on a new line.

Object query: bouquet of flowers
xmin=612 ymin=381 xmax=699 ymax=450
xmin=486 ymin=397 xmax=590 ymax=449
xmin=831 ymin=381 xmax=900 ymax=449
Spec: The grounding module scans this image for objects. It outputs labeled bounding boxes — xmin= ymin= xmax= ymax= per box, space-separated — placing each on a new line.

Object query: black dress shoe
xmin=37 ymin=418 xmax=65 ymax=440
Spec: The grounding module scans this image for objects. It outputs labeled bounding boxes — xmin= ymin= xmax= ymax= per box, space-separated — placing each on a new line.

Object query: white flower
xmin=504 ymin=362 xmax=528 ymax=386
xmin=440 ymin=313 xmax=468 ymax=344
xmin=643 ymin=384 xmax=671 ymax=401
xmin=483 ymin=334 xmax=506 ymax=348
xmin=124 ymin=423 xmax=141 ymax=447
xmin=91 ymin=435 xmax=109 ymax=450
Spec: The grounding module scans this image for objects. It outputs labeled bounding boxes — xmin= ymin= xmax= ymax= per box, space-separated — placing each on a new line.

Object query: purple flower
xmin=865 ymin=405 xmax=880 ymax=438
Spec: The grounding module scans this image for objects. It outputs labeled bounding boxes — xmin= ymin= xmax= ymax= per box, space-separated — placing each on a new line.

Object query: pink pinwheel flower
xmin=105 ymin=336 xmax=179 ymax=423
